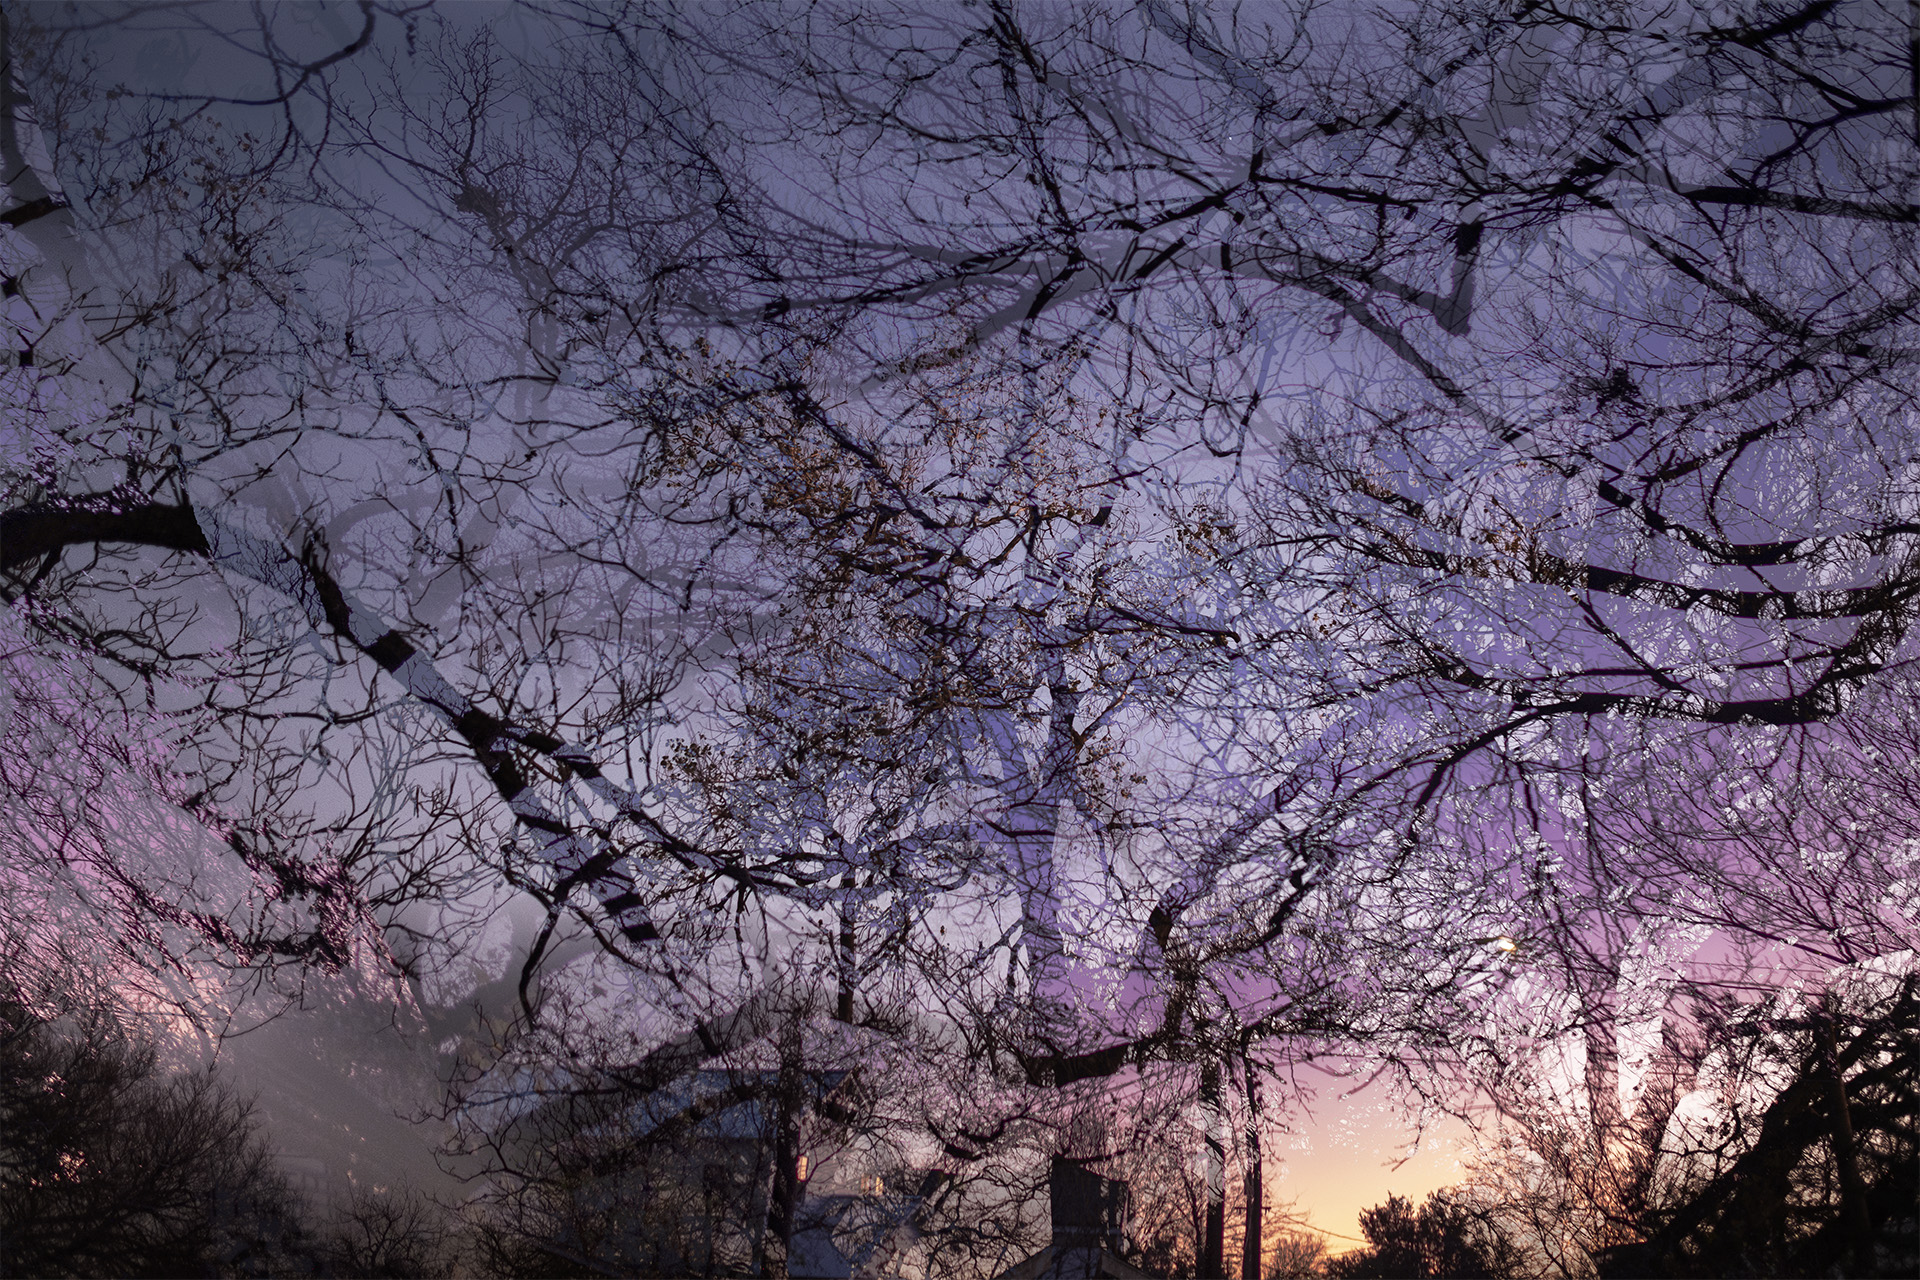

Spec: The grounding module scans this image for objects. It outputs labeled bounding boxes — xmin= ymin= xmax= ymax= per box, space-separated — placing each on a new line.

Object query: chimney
xmin=1049 ymin=1156 xmax=1129 ymax=1273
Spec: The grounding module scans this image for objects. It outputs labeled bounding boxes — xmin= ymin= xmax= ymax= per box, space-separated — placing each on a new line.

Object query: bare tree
xmin=5 ymin=4 xmax=1920 ymax=1272
xmin=594 ymin=0 xmax=1920 ymax=897
xmin=1447 ymin=691 xmax=1920 ymax=1278
xmin=0 ymin=962 xmax=321 ymax=1278
xmin=325 ymin=1185 xmax=459 ymax=1279
xmin=397 ymin=8 xmax=1920 ymax=1161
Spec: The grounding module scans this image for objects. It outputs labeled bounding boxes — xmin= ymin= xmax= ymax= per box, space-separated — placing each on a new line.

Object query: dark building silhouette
xmin=998 ymin=1157 xmax=1151 ymax=1279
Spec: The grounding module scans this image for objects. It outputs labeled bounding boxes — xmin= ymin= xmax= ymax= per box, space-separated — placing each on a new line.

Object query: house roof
xmin=626 ymin=1068 xmax=852 ymax=1142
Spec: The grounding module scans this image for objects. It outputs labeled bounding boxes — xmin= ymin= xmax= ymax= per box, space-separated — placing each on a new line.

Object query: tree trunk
xmin=754 ymin=1025 xmax=806 ymax=1278
xmin=1818 ymin=1011 xmax=1871 ymax=1267
xmin=1201 ymin=1058 xmax=1227 ymax=1279
xmin=1241 ymin=1054 xmax=1264 ymax=1280
xmin=836 ymin=870 xmax=856 ymax=1024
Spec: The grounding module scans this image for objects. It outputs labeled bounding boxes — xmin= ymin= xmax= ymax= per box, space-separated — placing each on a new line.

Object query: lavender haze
xmin=2 ymin=2 xmax=1916 ymax=1275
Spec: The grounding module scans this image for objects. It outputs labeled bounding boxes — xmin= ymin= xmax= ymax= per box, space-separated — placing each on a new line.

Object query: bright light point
xmin=1493 ymin=936 xmax=1518 ymax=953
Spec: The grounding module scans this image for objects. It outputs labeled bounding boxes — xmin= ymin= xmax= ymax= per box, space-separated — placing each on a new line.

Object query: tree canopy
xmin=2 ymin=2 xmax=1916 ymax=1275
